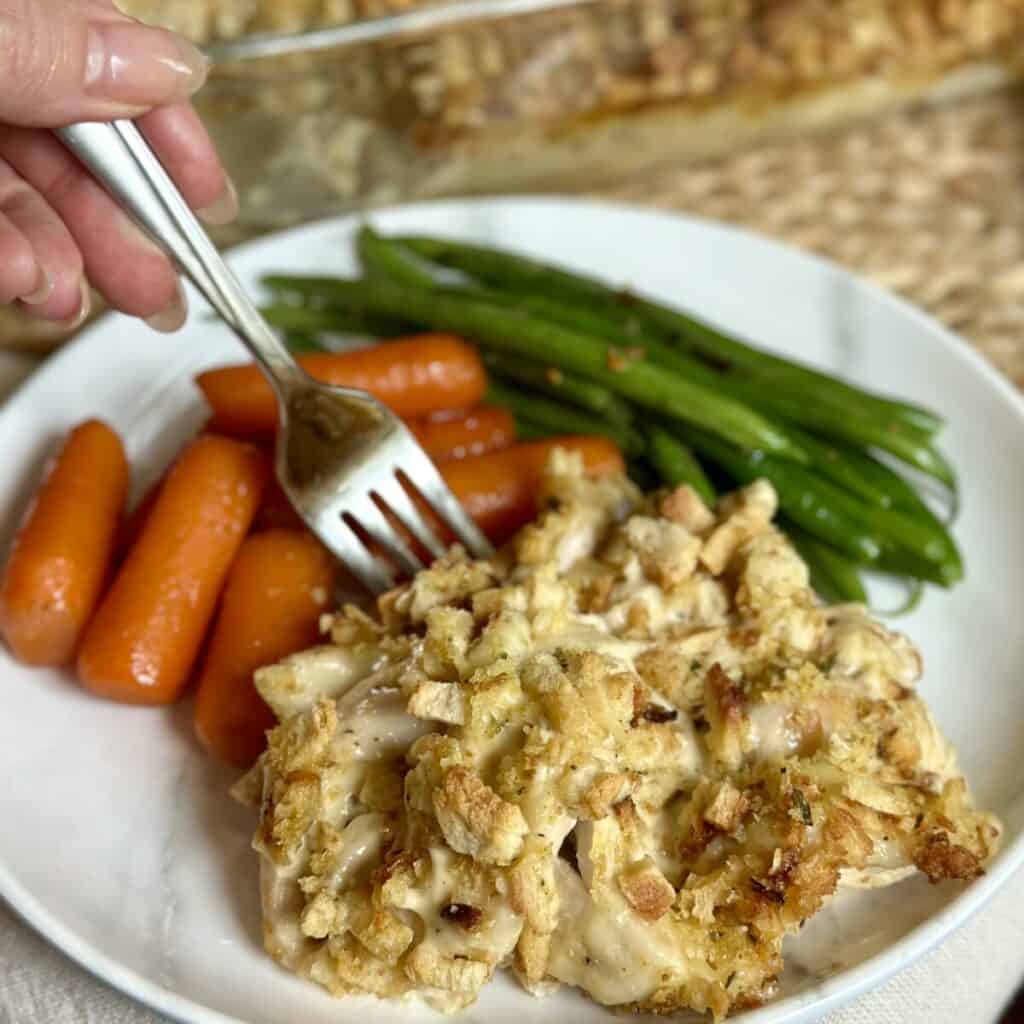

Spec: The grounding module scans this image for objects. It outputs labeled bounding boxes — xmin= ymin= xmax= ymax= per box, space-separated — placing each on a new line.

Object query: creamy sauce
xmin=747 ymin=703 xmax=802 ymax=761
xmin=325 ymin=813 xmax=389 ymax=891
xmin=546 ymin=861 xmax=678 ymax=1005
xmin=473 ymin=721 xmax=528 ymax=784
xmin=541 ymin=620 xmax=648 ymax=673
xmin=393 ymin=847 xmax=524 ymax=962
xmin=840 ymin=830 xmax=916 ymax=889
xmin=258 ymin=644 xmax=384 ymax=719
xmin=334 ymin=679 xmax=434 ymax=761
xmin=259 ymin=843 xmax=315 ymax=968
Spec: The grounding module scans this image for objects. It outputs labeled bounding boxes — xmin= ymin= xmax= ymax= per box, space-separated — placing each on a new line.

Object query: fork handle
xmin=56 ymin=120 xmax=303 ymax=391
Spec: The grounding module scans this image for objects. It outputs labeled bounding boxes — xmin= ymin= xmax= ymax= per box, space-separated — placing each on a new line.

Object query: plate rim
xmin=2 ymin=194 xmax=1023 ymax=1024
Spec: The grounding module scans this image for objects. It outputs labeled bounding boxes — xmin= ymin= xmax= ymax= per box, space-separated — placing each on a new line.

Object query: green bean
xmin=260 ymin=275 xmax=805 ymax=461
xmin=679 ymin=428 xmax=882 ymax=564
xmin=260 ymin=300 xmax=414 ymax=338
xmin=871 ymin=544 xmax=959 ymax=588
xmin=678 ymin=424 xmax=962 ymax=584
xmin=512 ymin=417 xmax=551 ymax=443
xmin=444 ymin=282 xmax=691 ymax=376
xmin=780 ymin=428 xmax=957 ymax=538
xmin=785 ymin=523 xmax=868 ymax=605
xmin=282 ymin=329 xmax=324 ymax=354
xmin=789 ymin=438 xmax=959 ymax=559
xmin=780 ymin=428 xmax=894 ymax=509
xmin=789 ymin=525 xmax=925 ymax=615
xmin=639 ymin=341 xmax=953 ymax=489
xmin=355 ymin=226 xmax=438 ymax=289
xmin=398 ymin=235 xmax=614 ymax=304
xmin=645 ymin=425 xmax=716 ymax=506
xmin=442 ymin=284 xmax=633 ymax=345
xmin=441 ymin=277 xmax=952 ymax=490
xmin=634 ymin=347 xmax=952 ymax=489
xmin=481 ymin=351 xmax=634 ymax=427
xmin=703 ymin=371 xmax=955 ymax=490
xmin=486 ymin=380 xmax=643 ymax=456
xmin=261 ymin=303 xmax=343 ymax=332
xmin=392 ymin=234 xmax=943 ymax=435
xmin=637 ymin=304 xmax=943 ymax=436
xmin=646 ymin=336 xmax=952 ymax=493
xmin=831 ymin=443 xmax=957 ymax=526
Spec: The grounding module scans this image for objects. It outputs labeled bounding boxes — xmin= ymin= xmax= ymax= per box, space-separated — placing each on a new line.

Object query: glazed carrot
xmin=118 ymin=420 xmax=215 ymax=560
xmin=77 ymin=435 xmax=267 ymax=705
xmin=196 ymin=334 xmax=486 ymax=437
xmin=440 ymin=436 xmax=624 ymax=544
xmin=0 ymin=420 xmax=128 ymax=666
xmin=409 ymin=406 xmax=516 ymax=462
xmin=194 ymin=529 xmax=336 ymax=767
xmin=131 ymin=441 xmax=299 ymax=539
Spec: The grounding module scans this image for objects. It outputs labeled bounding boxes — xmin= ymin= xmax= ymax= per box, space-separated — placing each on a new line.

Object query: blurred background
xmin=5 ymin=0 xmax=1024 ymax=386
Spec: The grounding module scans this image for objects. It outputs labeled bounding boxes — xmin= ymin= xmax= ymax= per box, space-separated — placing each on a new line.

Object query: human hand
xmin=0 ymin=0 xmax=236 ymax=331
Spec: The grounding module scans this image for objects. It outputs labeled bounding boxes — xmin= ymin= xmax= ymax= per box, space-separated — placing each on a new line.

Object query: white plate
xmin=2 ymin=198 xmax=1023 ymax=1024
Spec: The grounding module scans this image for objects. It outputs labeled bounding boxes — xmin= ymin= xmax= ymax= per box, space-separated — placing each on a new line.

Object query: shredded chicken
xmin=236 ymin=452 xmax=1000 ymax=1019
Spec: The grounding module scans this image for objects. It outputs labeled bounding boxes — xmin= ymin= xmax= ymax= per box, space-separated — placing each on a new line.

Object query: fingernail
xmin=86 ymin=23 xmax=210 ymax=106
xmin=21 ymin=267 xmax=54 ymax=307
xmin=145 ymin=284 xmax=188 ymax=334
xmin=197 ymin=175 xmax=239 ymax=227
xmin=56 ymin=280 xmax=92 ymax=332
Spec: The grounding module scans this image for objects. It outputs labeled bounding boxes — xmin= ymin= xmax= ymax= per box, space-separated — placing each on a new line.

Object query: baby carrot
xmin=194 ymin=529 xmax=337 ymax=767
xmin=408 ymin=406 xmax=516 ymax=462
xmin=117 ymin=421 xmax=215 ymax=561
xmin=196 ymin=334 xmax=486 ymax=437
xmin=0 ymin=420 xmax=128 ymax=666
xmin=77 ymin=435 xmax=267 ymax=705
xmin=440 ymin=436 xmax=624 ymax=543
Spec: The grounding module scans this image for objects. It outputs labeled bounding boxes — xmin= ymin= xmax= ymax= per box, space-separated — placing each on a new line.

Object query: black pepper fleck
xmin=792 ymin=788 xmax=813 ymax=826
xmin=441 ymin=903 xmax=483 ymax=929
xmin=642 ymin=705 xmax=679 ymax=724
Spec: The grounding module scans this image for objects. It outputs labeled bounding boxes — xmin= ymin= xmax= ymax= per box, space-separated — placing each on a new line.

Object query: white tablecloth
xmin=0 ymin=349 xmax=1020 ymax=1024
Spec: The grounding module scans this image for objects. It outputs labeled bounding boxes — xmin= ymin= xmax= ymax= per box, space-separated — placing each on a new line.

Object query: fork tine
xmin=373 ymin=474 xmax=447 ymax=562
xmin=398 ymin=448 xmax=494 ymax=559
xmin=347 ymin=493 xmax=425 ymax=578
xmin=316 ymin=511 xmax=396 ymax=595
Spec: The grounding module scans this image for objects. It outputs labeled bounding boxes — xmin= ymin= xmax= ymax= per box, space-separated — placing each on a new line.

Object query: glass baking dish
xmin=5 ymin=0 xmax=1021 ymax=352
xmin=192 ymin=0 xmax=1024 ymax=234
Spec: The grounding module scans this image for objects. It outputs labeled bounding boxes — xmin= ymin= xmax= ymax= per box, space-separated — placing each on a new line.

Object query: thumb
xmin=0 ymin=0 xmax=209 ymax=127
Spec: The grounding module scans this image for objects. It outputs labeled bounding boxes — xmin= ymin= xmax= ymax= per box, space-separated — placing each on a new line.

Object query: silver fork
xmin=57 ymin=120 xmax=492 ymax=594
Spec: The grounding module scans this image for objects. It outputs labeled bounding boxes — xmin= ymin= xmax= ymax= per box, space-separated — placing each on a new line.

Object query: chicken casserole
xmin=236 ymin=451 xmax=999 ymax=1019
